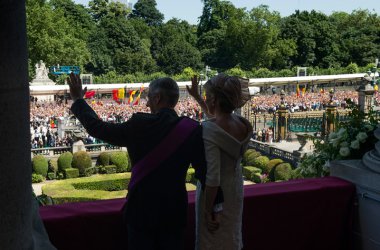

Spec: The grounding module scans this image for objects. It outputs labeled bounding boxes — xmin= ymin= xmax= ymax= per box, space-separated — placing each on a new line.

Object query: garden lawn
xmin=42 ymin=173 xmax=197 ymax=204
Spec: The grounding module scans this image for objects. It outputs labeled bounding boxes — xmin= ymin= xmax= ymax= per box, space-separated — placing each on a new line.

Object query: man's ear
xmin=154 ymin=93 xmax=161 ymax=105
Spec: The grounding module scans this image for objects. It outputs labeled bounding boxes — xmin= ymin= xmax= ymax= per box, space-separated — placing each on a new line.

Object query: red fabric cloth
xmin=40 ymin=177 xmax=355 ymax=250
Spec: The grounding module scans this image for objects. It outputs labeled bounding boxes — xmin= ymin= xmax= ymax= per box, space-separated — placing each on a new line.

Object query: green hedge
xmin=245 ymin=151 xmax=262 ymax=166
xmin=32 ymin=173 xmax=45 ymax=183
xmin=42 ymin=173 xmax=131 ymax=204
xmin=32 ymin=155 xmax=48 ymax=177
xmin=49 ymin=158 xmax=58 ymax=173
xmin=274 ymin=163 xmax=293 ymax=181
xmin=251 ymin=173 xmax=262 ymax=183
xmin=243 ymin=149 xmax=256 ymax=165
xmin=64 ymin=168 xmax=79 ymax=179
xmin=243 ymin=166 xmax=262 ymax=177
xmin=58 ymin=152 xmax=73 ymax=172
xmin=104 ymin=165 xmax=117 ymax=174
xmin=110 ymin=152 xmax=129 ymax=172
xmin=267 ymin=159 xmax=284 ymax=173
xmin=72 ymin=151 xmax=92 ymax=177
xmin=98 ymin=152 xmax=110 ymax=166
xmin=252 ymin=156 xmax=270 ymax=173
xmin=47 ymin=172 xmax=56 ymax=180
xmin=72 ymin=178 xmax=129 ymax=191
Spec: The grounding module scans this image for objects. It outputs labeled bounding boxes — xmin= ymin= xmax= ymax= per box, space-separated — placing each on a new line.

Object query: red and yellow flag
xmin=128 ymin=90 xmax=136 ymax=104
xmin=296 ymin=84 xmax=300 ymax=97
xmin=133 ymin=86 xmax=145 ymax=106
xmin=117 ymin=88 xmax=125 ymax=99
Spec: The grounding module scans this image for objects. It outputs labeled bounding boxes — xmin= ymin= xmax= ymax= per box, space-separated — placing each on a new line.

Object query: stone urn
xmin=296 ymin=133 xmax=308 ymax=152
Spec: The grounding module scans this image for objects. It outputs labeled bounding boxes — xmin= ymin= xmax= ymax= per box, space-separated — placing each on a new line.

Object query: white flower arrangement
xmin=339 ymin=147 xmax=350 ymax=157
xmin=356 ymin=132 xmax=368 ymax=143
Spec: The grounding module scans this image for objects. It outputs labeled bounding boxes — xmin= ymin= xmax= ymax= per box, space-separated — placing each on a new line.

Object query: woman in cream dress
xmin=187 ymin=74 xmax=252 ymax=250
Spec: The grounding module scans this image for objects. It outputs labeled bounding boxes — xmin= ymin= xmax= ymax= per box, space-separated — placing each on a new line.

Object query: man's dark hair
xmin=149 ymin=77 xmax=179 ymax=107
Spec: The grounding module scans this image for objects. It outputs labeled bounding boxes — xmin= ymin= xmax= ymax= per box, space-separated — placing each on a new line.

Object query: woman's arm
xmin=186 ymin=76 xmax=214 ymax=119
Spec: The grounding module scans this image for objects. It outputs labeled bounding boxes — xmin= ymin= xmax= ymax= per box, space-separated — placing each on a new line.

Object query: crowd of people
xmin=249 ymin=89 xmax=360 ymax=114
xmin=29 ymin=97 xmax=203 ymax=148
xmin=30 ymin=87 xmax=378 ymax=148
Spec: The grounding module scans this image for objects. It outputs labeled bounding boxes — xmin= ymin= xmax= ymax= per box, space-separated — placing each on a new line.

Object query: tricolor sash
xmin=127 ymin=118 xmax=198 ymax=199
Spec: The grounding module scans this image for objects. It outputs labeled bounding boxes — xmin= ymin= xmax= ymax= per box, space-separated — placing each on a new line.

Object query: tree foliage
xmin=25 ymin=0 xmax=380 ymax=81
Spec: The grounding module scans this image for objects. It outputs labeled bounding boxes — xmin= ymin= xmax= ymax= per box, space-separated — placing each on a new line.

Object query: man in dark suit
xmin=68 ymin=74 xmax=217 ymax=250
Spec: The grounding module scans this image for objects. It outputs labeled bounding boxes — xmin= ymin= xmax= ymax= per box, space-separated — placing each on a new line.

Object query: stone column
xmin=276 ymin=90 xmax=287 ymax=142
xmin=357 ymin=82 xmax=375 ymax=114
xmin=0 ymin=1 xmax=33 ymax=249
xmin=330 ymin=126 xmax=380 ymax=250
xmin=324 ymin=89 xmax=337 ymax=136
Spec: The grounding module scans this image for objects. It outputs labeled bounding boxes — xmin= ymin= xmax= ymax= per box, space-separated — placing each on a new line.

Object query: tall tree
xmin=130 ymin=0 xmax=164 ymax=26
xmin=331 ymin=10 xmax=380 ymax=66
xmin=281 ymin=10 xmax=340 ymax=68
xmin=152 ymin=18 xmax=201 ymax=74
xmin=26 ymin=0 xmax=90 ymax=78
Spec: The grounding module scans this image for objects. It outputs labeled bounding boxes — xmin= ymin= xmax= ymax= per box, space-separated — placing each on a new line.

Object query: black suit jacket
xmin=71 ymin=99 xmax=207 ymax=229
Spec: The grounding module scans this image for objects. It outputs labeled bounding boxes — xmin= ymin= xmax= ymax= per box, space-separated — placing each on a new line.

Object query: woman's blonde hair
xmin=204 ymin=73 xmax=250 ymax=113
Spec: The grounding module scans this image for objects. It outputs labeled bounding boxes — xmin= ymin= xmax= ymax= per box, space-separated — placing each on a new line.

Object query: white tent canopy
xmin=29 ymin=73 xmax=367 ymax=95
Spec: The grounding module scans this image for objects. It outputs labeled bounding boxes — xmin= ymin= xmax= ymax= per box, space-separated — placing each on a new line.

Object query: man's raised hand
xmin=186 ymin=75 xmax=201 ymax=100
xmin=67 ymin=72 xmax=87 ymax=102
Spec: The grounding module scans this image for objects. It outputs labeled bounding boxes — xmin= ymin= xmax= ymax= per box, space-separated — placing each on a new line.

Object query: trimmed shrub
xmin=104 ymin=165 xmax=117 ymax=174
xmin=267 ymin=159 xmax=284 ymax=173
xmin=32 ymin=173 xmax=45 ymax=183
xmin=49 ymin=158 xmax=58 ymax=173
xmin=72 ymin=178 xmax=129 ymax=191
xmin=32 ymin=155 xmax=48 ymax=177
xmin=252 ymin=156 xmax=270 ymax=173
xmin=72 ymin=151 xmax=92 ymax=176
xmin=110 ymin=152 xmax=129 ymax=172
xmin=292 ymin=168 xmax=303 ymax=179
xmin=186 ymin=168 xmax=195 ymax=183
xmin=84 ymin=167 xmax=96 ymax=177
xmin=64 ymin=168 xmax=79 ymax=179
xmin=251 ymin=173 xmax=262 ymax=184
xmin=243 ymin=149 xmax=256 ymax=164
xmin=98 ymin=152 xmax=110 ymax=166
xmin=47 ymin=172 xmax=56 ymax=180
xmin=243 ymin=166 xmax=262 ymax=180
xmin=58 ymin=152 xmax=73 ymax=172
xmin=274 ymin=163 xmax=293 ymax=181
xmin=246 ymin=151 xmax=262 ymax=166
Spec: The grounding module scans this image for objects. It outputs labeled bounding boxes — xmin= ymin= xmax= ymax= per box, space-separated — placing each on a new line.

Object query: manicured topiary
xmin=251 ymin=173 xmax=262 ymax=184
xmin=64 ymin=168 xmax=79 ymax=179
xmin=266 ymin=159 xmax=284 ymax=173
xmin=32 ymin=173 xmax=45 ymax=183
xmin=48 ymin=158 xmax=58 ymax=173
xmin=84 ymin=167 xmax=96 ymax=177
xmin=110 ymin=152 xmax=129 ymax=172
xmin=243 ymin=149 xmax=256 ymax=165
xmin=47 ymin=172 xmax=56 ymax=180
xmin=186 ymin=168 xmax=195 ymax=183
xmin=104 ymin=165 xmax=117 ymax=174
xmin=243 ymin=166 xmax=262 ymax=180
xmin=32 ymin=155 xmax=49 ymax=177
xmin=274 ymin=163 xmax=293 ymax=181
xmin=72 ymin=151 xmax=92 ymax=177
xmin=98 ymin=152 xmax=110 ymax=166
xmin=252 ymin=156 xmax=270 ymax=173
xmin=58 ymin=152 xmax=73 ymax=172
xmin=291 ymin=168 xmax=303 ymax=179
xmin=246 ymin=151 xmax=262 ymax=166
